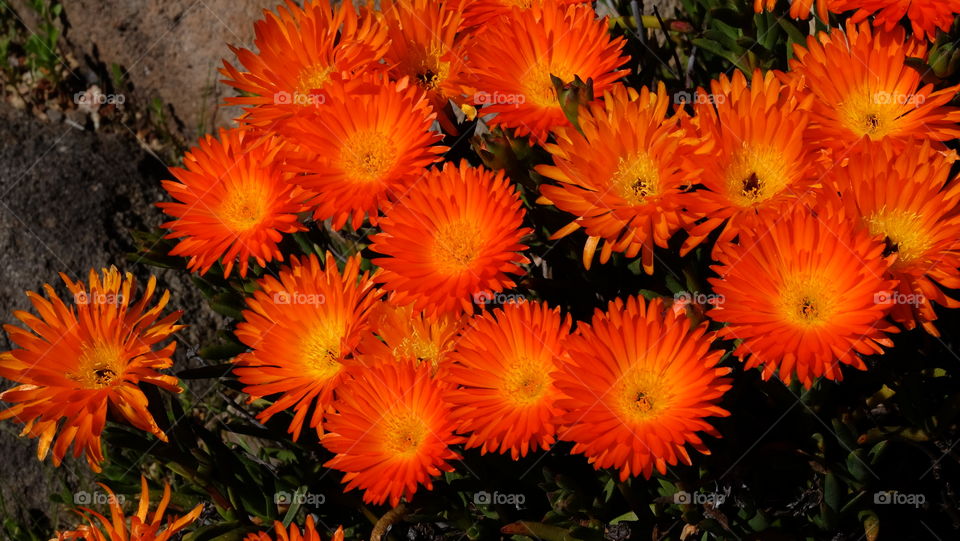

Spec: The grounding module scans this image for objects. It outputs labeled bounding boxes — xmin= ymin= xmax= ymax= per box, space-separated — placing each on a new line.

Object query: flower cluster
xmin=3 ymin=0 xmax=960 ymax=537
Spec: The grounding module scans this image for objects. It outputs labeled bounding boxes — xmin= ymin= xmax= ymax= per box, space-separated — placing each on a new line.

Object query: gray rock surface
xmin=0 ymin=103 xmax=223 ymax=532
xmin=10 ymin=0 xmax=275 ymax=139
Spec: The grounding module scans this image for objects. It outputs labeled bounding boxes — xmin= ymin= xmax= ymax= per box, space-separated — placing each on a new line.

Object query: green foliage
xmin=22 ymin=0 xmax=62 ymax=82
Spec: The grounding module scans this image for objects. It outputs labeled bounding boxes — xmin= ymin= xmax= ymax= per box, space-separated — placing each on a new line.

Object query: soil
xmin=0 ymin=103 xmax=224 ymax=531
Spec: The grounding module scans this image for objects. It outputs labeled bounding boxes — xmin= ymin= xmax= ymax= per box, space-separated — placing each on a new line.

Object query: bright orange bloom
xmin=159 ymin=128 xmax=307 ymax=278
xmin=233 ymin=253 xmax=381 ymax=440
xmin=708 ymin=206 xmax=898 ymax=387
xmin=379 ymin=0 xmax=471 ymax=131
xmin=322 ymin=361 xmax=463 ymax=507
xmin=536 ymin=83 xmax=701 ymax=273
xmin=0 ymin=269 xmax=181 ymax=472
xmin=753 ymin=0 xmax=830 ymax=19
xmin=55 ymin=477 xmax=202 ymax=541
xmin=358 ymin=302 xmax=465 ymax=371
xmin=220 ymin=0 xmax=389 ymax=128
xmin=370 ymin=161 xmax=530 ymax=318
xmin=555 ymin=296 xmax=731 ymax=480
xmin=281 ymin=77 xmax=446 ymax=231
xmin=789 ymin=23 xmax=960 ymax=151
xmin=444 ymin=301 xmax=571 ymax=459
xmin=457 ymin=2 xmax=629 ymax=141
xmin=459 ymin=0 xmax=592 ymax=27
xmin=828 ymin=141 xmax=960 ymax=336
xmin=244 ymin=517 xmax=343 ymax=541
xmin=681 ymin=70 xmax=818 ymax=257
xmin=832 ymin=0 xmax=960 ymax=41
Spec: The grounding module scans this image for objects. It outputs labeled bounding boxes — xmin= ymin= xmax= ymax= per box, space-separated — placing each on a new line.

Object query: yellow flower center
xmin=611 ymin=154 xmax=661 ymax=205
xmin=431 ymin=219 xmax=484 ymax=273
xmin=779 ymin=274 xmax=837 ymax=327
xmin=615 ymin=370 xmax=668 ymax=423
xmin=297 ymin=63 xmax=334 ymax=95
xmin=339 ymin=130 xmax=397 ymax=183
xmin=404 ymin=46 xmax=450 ymax=92
xmin=394 ymin=331 xmax=442 ymax=366
xmin=300 ymin=322 xmax=344 ymax=379
xmin=865 ymin=208 xmax=931 ymax=268
xmin=724 ymin=144 xmax=791 ymax=207
xmin=219 ymin=183 xmax=268 ymax=232
xmin=72 ymin=342 xmax=124 ymax=389
xmin=383 ymin=411 xmax=428 ymax=455
xmin=502 ymin=358 xmax=549 ymax=405
xmin=522 ymin=61 xmax=575 ymax=108
xmin=838 ymin=89 xmax=900 ymax=140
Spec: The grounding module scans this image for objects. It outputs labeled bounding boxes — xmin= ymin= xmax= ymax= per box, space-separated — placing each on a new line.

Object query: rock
xmin=54 ymin=0 xmax=276 ymax=139
xmin=0 ymin=102 xmax=224 ymax=530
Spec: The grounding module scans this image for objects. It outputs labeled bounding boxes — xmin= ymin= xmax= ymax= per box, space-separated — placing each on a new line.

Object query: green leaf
xmin=824 ymin=473 xmax=843 ymax=512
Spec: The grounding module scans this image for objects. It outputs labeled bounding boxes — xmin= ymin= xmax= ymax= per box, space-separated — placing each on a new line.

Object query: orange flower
xmin=536 ymin=82 xmax=701 ymax=273
xmin=457 ymin=2 xmax=629 ymax=141
xmin=459 ymin=0 xmax=592 ymax=27
xmin=827 ymin=141 xmax=960 ymax=336
xmin=220 ymin=0 xmax=389 ymax=129
xmin=789 ymin=22 xmax=960 ymax=151
xmin=159 ymin=128 xmax=307 ymax=278
xmin=322 ymin=361 xmax=463 ymax=507
xmin=233 ymin=253 xmax=381 ymax=440
xmin=444 ymin=301 xmax=571 ymax=459
xmin=832 ymin=0 xmax=960 ymax=41
xmin=753 ymin=0 xmax=830 ymax=19
xmin=555 ymin=296 xmax=731 ymax=480
xmin=358 ymin=302 xmax=465 ymax=371
xmin=281 ymin=77 xmax=446 ymax=231
xmin=54 ymin=477 xmax=202 ymax=541
xmin=244 ymin=517 xmax=343 ymax=541
xmin=708 ymin=205 xmax=898 ymax=387
xmin=680 ymin=70 xmax=818 ymax=257
xmin=379 ymin=0 xmax=471 ymax=131
xmin=370 ymin=161 xmax=530 ymax=318
xmin=0 ymin=269 xmax=181 ymax=472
